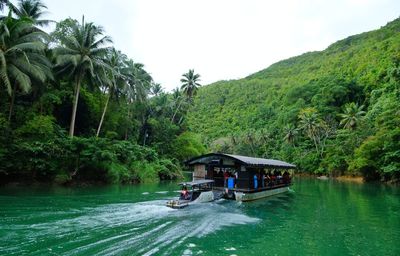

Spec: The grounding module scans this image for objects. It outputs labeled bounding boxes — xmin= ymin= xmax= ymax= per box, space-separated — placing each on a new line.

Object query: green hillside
xmin=187 ymin=18 xmax=400 ymax=181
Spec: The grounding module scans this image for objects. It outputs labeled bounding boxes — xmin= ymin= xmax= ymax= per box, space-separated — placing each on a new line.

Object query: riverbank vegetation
xmin=0 ymin=0 xmax=206 ymax=184
xmin=187 ymin=18 xmax=400 ymax=182
xmin=1 ymin=1 xmax=398 ymax=185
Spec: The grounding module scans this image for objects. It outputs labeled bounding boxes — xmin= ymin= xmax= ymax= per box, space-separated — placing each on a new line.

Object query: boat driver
xmin=181 ymin=186 xmax=190 ymax=200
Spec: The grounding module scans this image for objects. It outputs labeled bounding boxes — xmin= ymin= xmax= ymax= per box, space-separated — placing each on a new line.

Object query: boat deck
xmin=214 ymin=182 xmax=291 ymax=193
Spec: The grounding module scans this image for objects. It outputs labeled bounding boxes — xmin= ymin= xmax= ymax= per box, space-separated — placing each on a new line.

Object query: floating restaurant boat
xmin=166 ymin=179 xmax=219 ymax=209
xmin=185 ymin=153 xmax=296 ymax=202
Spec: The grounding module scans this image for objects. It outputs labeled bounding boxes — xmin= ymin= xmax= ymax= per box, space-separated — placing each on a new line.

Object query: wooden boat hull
xmin=166 ymin=191 xmax=215 ymax=209
xmin=234 ymin=186 xmax=289 ymax=202
xmin=166 ymin=200 xmax=189 ymax=209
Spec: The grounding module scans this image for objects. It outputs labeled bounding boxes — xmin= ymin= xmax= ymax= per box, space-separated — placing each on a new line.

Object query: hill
xmin=187 ymin=18 xmax=400 ymax=180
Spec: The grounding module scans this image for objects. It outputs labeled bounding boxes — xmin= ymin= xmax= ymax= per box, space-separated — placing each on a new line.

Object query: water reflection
xmin=0 ymin=178 xmax=399 ymax=256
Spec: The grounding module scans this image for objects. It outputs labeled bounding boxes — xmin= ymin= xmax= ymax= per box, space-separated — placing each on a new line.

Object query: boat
xmin=185 ymin=153 xmax=296 ymax=202
xmin=166 ymin=179 xmax=217 ymax=209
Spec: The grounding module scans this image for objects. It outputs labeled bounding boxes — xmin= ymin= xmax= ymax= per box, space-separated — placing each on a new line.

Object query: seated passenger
xmin=283 ymin=171 xmax=291 ymax=184
xmin=181 ymin=186 xmax=190 ymax=200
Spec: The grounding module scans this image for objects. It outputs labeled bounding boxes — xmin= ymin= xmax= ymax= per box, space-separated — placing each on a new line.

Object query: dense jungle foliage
xmin=187 ymin=18 xmax=400 ymax=181
xmin=0 ymin=0 xmax=206 ymax=184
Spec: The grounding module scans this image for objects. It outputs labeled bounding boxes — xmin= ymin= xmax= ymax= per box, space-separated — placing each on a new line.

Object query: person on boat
xmin=224 ymin=171 xmax=229 ymax=187
xmin=270 ymin=173 xmax=276 ymax=186
xmin=253 ymin=174 xmax=258 ymax=189
xmin=181 ymin=186 xmax=190 ymax=200
xmin=283 ymin=171 xmax=291 ymax=184
xmin=234 ymin=171 xmax=238 ymax=188
xmin=266 ymin=172 xmax=271 ymax=187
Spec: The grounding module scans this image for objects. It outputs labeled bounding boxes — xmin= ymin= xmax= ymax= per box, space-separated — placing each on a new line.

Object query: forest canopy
xmin=0 ymin=0 xmax=205 ymax=184
xmin=187 ymin=18 xmax=400 ymax=182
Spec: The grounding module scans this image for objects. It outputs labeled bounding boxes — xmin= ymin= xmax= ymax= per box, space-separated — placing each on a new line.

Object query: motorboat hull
xmin=234 ymin=186 xmax=290 ymax=202
xmin=166 ymin=191 xmax=215 ymax=209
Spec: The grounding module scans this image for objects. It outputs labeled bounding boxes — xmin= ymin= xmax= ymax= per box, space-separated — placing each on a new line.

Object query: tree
xmin=180 ymin=69 xmax=201 ymax=100
xmin=0 ymin=16 xmax=52 ymax=121
xmin=54 ymin=16 xmax=112 ymax=137
xmin=338 ymin=102 xmax=365 ymax=129
xmin=96 ymin=48 xmax=127 ymax=137
xmin=0 ymin=0 xmax=12 ymax=12
xmin=125 ymin=60 xmax=152 ymax=103
xmin=9 ymin=0 xmax=52 ymax=26
xmin=283 ymin=124 xmax=298 ymax=145
xmin=298 ymin=108 xmax=333 ymax=157
xmin=151 ymin=83 xmax=162 ymax=96
xmin=170 ymin=87 xmax=184 ymax=122
xmin=172 ymin=69 xmax=201 ymax=123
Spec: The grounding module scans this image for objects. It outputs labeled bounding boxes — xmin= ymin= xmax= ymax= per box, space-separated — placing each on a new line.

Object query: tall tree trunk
xmin=96 ymin=92 xmax=111 ymax=137
xmin=171 ymin=98 xmax=184 ymax=122
xmin=125 ymin=106 xmax=131 ymax=140
xmin=8 ymin=83 xmax=17 ymax=121
xmin=69 ymin=76 xmax=82 ymax=138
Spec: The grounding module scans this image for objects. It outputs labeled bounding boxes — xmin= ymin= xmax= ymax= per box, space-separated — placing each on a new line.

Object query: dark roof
xmin=179 ymin=179 xmax=214 ymax=186
xmin=186 ymin=153 xmax=296 ymax=169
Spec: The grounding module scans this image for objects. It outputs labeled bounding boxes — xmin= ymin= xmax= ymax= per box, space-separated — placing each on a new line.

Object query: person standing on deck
xmin=224 ymin=171 xmax=229 ymax=187
xmin=234 ymin=171 xmax=238 ymax=188
xmin=254 ymin=174 xmax=258 ymax=189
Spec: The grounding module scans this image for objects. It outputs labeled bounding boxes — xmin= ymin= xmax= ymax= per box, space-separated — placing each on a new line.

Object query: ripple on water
xmin=1 ymin=197 xmax=259 ymax=256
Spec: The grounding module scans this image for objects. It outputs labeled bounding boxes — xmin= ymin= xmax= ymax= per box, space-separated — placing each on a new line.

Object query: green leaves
xmin=181 ymin=69 xmax=201 ymax=100
xmin=0 ymin=17 xmax=50 ymax=97
xmin=338 ymin=102 xmax=365 ymax=129
xmin=186 ymin=18 xmax=400 ymax=181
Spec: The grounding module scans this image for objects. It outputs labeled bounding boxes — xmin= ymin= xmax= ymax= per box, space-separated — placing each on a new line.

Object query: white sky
xmin=41 ymin=0 xmax=400 ymax=91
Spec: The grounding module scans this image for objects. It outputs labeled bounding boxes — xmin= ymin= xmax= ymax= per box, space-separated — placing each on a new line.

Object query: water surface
xmin=0 ymin=178 xmax=399 ymax=255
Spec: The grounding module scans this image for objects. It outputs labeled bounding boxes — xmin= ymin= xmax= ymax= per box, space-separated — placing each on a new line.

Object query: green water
xmin=0 ymin=178 xmax=399 ymax=256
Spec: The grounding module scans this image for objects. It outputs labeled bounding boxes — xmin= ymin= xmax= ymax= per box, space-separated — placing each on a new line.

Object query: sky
xmin=41 ymin=0 xmax=400 ymax=91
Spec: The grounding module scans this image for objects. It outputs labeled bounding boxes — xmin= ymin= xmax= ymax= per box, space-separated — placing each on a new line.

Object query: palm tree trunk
xmin=171 ymin=98 xmax=184 ymax=122
xmin=69 ymin=76 xmax=82 ymax=138
xmin=96 ymin=92 xmax=111 ymax=137
xmin=125 ymin=106 xmax=131 ymax=140
xmin=8 ymin=83 xmax=17 ymax=121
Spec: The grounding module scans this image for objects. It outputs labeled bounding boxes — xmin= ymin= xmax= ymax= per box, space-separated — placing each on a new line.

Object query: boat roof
xmin=186 ymin=153 xmax=296 ymax=169
xmin=179 ymin=179 xmax=214 ymax=186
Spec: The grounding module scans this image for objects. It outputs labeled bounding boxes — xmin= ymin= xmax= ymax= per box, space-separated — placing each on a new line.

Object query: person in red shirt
xmin=224 ymin=171 xmax=229 ymax=187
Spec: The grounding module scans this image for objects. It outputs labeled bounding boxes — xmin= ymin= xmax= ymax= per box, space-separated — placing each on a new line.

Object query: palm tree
xmin=298 ymin=108 xmax=322 ymax=154
xmin=54 ymin=16 xmax=112 ymax=137
xmin=338 ymin=102 xmax=365 ymax=129
xmin=151 ymin=83 xmax=162 ymax=96
xmin=283 ymin=124 xmax=298 ymax=145
xmin=9 ymin=0 xmax=52 ymax=26
xmin=96 ymin=48 xmax=127 ymax=137
xmin=122 ymin=60 xmax=152 ymax=140
xmin=171 ymin=69 xmax=201 ymax=123
xmin=180 ymin=69 xmax=201 ymax=100
xmin=0 ymin=16 xmax=52 ymax=121
xmin=0 ymin=0 xmax=12 ymax=12
xmin=125 ymin=60 xmax=152 ymax=103
xmin=170 ymin=87 xmax=185 ymax=123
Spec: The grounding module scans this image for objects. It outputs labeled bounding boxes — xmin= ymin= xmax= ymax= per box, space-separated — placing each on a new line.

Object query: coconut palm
xmin=151 ymin=83 xmax=162 ymax=96
xmin=54 ymin=16 xmax=112 ymax=137
xmin=96 ymin=48 xmax=127 ymax=137
xmin=170 ymin=87 xmax=183 ymax=121
xmin=9 ymin=0 xmax=52 ymax=26
xmin=283 ymin=124 xmax=298 ymax=145
xmin=298 ymin=108 xmax=323 ymax=154
xmin=0 ymin=16 xmax=52 ymax=121
xmin=338 ymin=102 xmax=365 ymax=129
xmin=0 ymin=0 xmax=12 ymax=12
xmin=125 ymin=60 xmax=152 ymax=103
xmin=298 ymin=108 xmax=320 ymax=140
xmin=180 ymin=69 xmax=201 ymax=100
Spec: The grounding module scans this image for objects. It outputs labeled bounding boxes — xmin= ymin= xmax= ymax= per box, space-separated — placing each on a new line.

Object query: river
xmin=0 ymin=177 xmax=399 ymax=255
